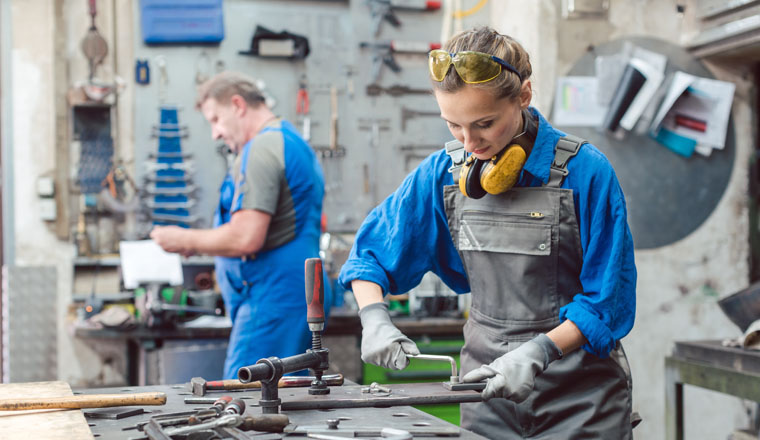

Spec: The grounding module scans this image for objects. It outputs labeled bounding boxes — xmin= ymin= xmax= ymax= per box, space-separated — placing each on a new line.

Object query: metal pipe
xmin=238 ymin=352 xmax=322 ymax=383
xmin=406 ymin=353 xmax=459 ymax=383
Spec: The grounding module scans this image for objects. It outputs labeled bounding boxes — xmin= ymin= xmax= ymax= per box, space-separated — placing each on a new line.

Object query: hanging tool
xmin=358 ymin=118 xmax=391 ymax=149
xmin=328 ymin=85 xmax=339 ymax=151
xmin=360 ymin=40 xmax=441 ymax=84
xmin=366 ymin=83 xmax=432 ymax=97
xmin=296 ymin=75 xmax=311 ymax=141
xmin=400 ymin=105 xmax=441 ymax=131
xmin=81 ymin=0 xmax=108 ymax=80
xmin=0 ymin=392 xmax=166 ymax=411
xmin=309 ymin=86 xmax=345 ymax=156
xmin=368 ymin=0 xmax=442 ymax=36
xmin=190 ymin=374 xmax=344 ymax=396
xmin=195 ymin=51 xmax=211 ymax=85
xmin=155 ymin=55 xmax=169 ymax=104
xmin=358 ymin=118 xmax=390 ymax=203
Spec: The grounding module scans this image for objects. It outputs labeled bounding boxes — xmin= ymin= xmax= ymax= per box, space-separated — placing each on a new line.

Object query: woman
xmin=339 ymin=26 xmax=636 ymax=438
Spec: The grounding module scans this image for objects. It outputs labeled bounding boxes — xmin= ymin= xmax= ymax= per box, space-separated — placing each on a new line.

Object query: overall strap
xmin=444 ymin=139 xmax=466 ymax=177
xmin=547 ymin=134 xmax=586 ymax=188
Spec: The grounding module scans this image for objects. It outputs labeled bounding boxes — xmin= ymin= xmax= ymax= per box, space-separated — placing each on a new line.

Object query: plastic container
xmin=140 ymin=0 xmax=224 ymax=44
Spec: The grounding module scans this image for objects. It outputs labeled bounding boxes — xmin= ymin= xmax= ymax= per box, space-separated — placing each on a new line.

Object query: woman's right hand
xmin=359 ymin=302 xmax=419 ymax=370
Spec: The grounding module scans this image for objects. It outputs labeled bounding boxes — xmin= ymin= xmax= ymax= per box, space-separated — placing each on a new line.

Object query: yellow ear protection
xmin=458 ymin=109 xmax=537 ymax=199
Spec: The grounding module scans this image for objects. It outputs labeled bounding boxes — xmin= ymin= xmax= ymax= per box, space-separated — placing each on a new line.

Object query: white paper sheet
xmin=651 ymin=71 xmax=735 ymax=151
xmin=552 ymin=76 xmax=608 ymax=127
xmin=120 ymin=240 xmax=184 ymax=289
xmin=618 ymin=56 xmax=666 ymax=131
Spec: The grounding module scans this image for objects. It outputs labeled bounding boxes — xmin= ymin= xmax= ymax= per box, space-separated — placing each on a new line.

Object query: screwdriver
xmin=224 ymin=399 xmax=246 ymax=415
xmin=305 ymin=258 xmax=329 ymax=395
xmin=188 ymin=395 xmax=232 ymax=424
xmin=305 ymin=258 xmax=326 ymax=348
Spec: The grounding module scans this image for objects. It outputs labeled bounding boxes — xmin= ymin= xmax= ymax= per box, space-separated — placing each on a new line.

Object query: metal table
xmin=74 ymin=309 xmax=466 ymax=386
xmin=665 ymin=340 xmax=760 ymax=440
xmin=78 ymin=382 xmax=487 ymax=439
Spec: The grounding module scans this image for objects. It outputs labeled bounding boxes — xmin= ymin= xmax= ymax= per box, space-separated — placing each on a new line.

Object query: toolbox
xmin=140 ymin=0 xmax=225 ymax=44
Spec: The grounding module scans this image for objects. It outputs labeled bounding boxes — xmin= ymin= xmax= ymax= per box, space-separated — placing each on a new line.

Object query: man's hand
xmin=150 ymin=226 xmax=194 ymax=257
xmin=462 ymin=333 xmax=562 ymax=403
xmin=359 ymin=302 xmax=420 ymax=370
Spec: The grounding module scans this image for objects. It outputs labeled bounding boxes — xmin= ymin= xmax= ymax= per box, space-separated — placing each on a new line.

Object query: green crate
xmin=362 ymin=338 xmax=463 ymax=426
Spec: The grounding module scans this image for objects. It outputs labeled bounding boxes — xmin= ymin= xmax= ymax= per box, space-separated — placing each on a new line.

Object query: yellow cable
xmin=452 ymin=0 xmax=488 ymax=18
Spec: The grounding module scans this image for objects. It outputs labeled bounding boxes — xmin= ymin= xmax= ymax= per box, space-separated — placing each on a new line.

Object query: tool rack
xmin=142 ymin=105 xmax=198 ymax=227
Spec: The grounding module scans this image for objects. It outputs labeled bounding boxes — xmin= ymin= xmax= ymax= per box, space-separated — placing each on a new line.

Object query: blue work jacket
xmin=339 ymin=108 xmax=636 ymax=357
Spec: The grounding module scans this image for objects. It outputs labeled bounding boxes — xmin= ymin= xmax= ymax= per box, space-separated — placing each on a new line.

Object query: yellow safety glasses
xmin=428 ymin=49 xmax=523 ymax=84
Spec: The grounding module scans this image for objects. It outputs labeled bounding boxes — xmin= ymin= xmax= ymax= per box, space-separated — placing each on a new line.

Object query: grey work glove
xmin=462 ymin=333 xmax=562 ymax=403
xmin=359 ymin=302 xmax=420 ymax=370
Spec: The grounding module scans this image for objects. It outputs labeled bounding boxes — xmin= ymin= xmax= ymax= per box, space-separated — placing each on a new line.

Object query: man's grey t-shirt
xmin=232 ymin=120 xmax=297 ymax=251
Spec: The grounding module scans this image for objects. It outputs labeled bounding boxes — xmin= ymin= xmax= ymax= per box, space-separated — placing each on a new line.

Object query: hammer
xmin=190 ymin=374 xmax=344 ymax=396
xmin=0 ymin=392 xmax=166 ymax=411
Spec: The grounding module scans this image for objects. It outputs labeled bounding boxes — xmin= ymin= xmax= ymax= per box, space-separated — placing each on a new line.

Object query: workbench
xmin=665 ymin=340 xmax=760 ymax=440
xmin=78 ymin=382 xmax=487 ymax=439
xmin=74 ymin=308 xmax=466 ymax=386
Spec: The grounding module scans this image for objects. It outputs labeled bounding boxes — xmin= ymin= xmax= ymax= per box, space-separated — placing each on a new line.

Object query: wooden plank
xmin=0 ymin=381 xmax=93 ymax=439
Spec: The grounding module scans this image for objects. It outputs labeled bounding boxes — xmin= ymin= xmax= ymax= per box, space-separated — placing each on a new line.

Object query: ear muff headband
xmin=459 ymin=156 xmax=488 ymax=199
xmin=457 ymin=109 xmax=537 ymax=198
xmin=480 ymin=145 xmax=527 ymax=194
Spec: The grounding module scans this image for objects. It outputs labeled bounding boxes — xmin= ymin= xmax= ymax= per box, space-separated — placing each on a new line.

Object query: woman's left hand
xmin=462 ymin=333 xmax=562 ymax=402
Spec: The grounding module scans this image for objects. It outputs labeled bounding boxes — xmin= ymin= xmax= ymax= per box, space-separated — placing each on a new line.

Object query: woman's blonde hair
xmin=433 ymin=26 xmax=531 ymax=100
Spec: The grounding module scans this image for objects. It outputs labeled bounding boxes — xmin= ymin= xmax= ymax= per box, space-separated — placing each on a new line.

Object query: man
xmin=151 ymin=71 xmax=327 ymax=379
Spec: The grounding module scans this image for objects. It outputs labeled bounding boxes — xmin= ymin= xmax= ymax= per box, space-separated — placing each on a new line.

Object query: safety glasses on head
xmin=428 ymin=49 xmax=523 ymax=84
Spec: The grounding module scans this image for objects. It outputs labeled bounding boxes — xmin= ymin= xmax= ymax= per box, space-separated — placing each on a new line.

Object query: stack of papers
xmin=551 ymin=45 xmax=735 ymax=159
xmin=650 ymin=71 xmax=735 ymax=157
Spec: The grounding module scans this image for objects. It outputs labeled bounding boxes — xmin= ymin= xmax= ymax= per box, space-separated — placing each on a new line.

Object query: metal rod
xmin=405 ymin=354 xmax=458 ymax=383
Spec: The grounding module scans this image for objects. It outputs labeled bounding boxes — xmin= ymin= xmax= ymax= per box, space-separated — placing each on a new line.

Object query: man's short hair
xmin=196 ymin=71 xmax=267 ymax=110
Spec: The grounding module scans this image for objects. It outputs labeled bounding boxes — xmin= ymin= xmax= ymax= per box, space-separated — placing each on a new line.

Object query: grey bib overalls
xmin=443 ymin=136 xmax=633 ymax=439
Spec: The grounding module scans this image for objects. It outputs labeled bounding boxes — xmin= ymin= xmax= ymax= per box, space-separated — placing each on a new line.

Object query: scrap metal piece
xmin=361 ymin=382 xmax=392 ymax=394
xmin=285 ymin=424 xmax=457 ymax=437
xmin=84 ymin=407 xmax=145 ymax=419
xmin=279 ymin=382 xmax=481 ymax=411
xmin=442 ymin=382 xmax=486 ymax=392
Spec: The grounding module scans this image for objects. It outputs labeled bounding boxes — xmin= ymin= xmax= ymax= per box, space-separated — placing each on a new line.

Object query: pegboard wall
xmin=132 ymin=0 xmax=490 ymax=232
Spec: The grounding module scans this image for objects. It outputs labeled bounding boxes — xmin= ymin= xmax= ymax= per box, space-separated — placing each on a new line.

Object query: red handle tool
xmin=304 ymin=258 xmax=325 ymax=332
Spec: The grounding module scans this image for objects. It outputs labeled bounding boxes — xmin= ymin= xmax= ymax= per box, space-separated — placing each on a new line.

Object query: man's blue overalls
xmin=213 ymin=122 xmax=329 ymax=379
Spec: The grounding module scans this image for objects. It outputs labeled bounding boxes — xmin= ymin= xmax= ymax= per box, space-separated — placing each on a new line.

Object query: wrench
xmin=400 ymin=106 xmax=440 ymax=131
xmin=406 ymin=353 xmax=459 ymax=383
xmin=164 ymin=414 xmax=242 ymax=436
